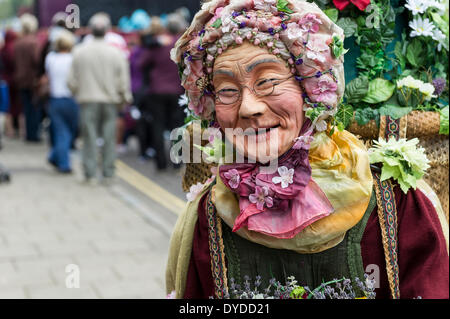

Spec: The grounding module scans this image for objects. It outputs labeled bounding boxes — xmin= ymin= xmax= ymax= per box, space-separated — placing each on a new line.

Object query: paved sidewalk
xmin=0 ymin=137 xmax=179 ymax=298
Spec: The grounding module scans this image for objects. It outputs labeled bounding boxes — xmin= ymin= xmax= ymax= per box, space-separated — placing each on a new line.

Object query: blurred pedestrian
xmin=138 ymin=13 xmax=186 ymax=170
xmin=135 ymin=20 xmax=161 ymax=161
xmin=0 ymin=29 xmax=23 ymax=139
xmin=117 ymin=34 xmax=143 ymax=154
xmin=68 ymin=13 xmax=132 ymax=184
xmin=13 ymin=13 xmax=41 ymax=142
xmin=45 ymin=30 xmax=78 ymax=174
xmin=38 ymin=12 xmax=72 ymax=149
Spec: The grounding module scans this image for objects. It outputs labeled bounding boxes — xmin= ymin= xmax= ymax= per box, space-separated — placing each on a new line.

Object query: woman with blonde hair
xmin=45 ymin=30 xmax=78 ymax=173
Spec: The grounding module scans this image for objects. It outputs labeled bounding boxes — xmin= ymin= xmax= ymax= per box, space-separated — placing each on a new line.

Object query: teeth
xmin=244 ymin=127 xmax=278 ymax=135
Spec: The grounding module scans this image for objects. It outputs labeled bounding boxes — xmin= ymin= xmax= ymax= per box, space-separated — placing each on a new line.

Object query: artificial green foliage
xmin=378 ymin=105 xmax=412 ymax=120
xmin=194 ymin=137 xmax=226 ymax=164
xmin=362 ymin=78 xmax=396 ymax=104
xmin=406 ymin=39 xmax=425 ymax=68
xmin=334 ymin=0 xmax=449 ymax=131
xmin=439 ymin=106 xmax=449 ymax=135
xmin=430 ymin=12 xmax=449 ymax=37
xmin=354 ymin=107 xmax=379 ymax=126
xmin=344 ymin=76 xmax=369 ymax=103
xmin=336 ymin=17 xmax=358 ymax=38
xmin=324 ymin=8 xmax=339 ymax=23
xmin=369 ymin=137 xmax=430 ymax=194
xmin=335 ymin=103 xmax=354 ymax=129
xmin=305 ymin=106 xmax=327 ymax=123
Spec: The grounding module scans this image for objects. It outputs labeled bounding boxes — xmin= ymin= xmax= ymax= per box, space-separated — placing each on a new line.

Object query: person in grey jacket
xmin=68 ymin=12 xmax=132 ymax=185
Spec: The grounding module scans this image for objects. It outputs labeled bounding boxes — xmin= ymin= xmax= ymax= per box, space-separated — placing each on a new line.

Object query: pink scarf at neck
xmin=218 ymin=126 xmax=334 ymax=239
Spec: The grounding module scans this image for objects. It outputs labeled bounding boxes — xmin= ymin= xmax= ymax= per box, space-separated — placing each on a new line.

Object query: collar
xmin=212 ymin=129 xmax=373 ymax=253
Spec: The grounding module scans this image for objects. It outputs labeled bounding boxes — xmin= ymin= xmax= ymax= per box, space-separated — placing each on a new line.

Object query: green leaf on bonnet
xmin=277 ymin=0 xmax=293 ymax=13
xmin=211 ymin=18 xmax=222 ymax=29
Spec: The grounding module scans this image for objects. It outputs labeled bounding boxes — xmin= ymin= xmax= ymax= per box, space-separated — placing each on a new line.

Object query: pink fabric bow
xmin=218 ymin=123 xmax=334 ymax=239
xmin=332 ymin=0 xmax=371 ymax=11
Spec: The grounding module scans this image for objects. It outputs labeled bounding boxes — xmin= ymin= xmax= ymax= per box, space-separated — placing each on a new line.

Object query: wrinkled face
xmin=213 ymin=41 xmax=304 ymax=162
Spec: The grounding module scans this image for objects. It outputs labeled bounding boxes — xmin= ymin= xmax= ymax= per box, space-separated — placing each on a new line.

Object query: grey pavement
xmin=0 ymin=136 xmax=183 ymax=299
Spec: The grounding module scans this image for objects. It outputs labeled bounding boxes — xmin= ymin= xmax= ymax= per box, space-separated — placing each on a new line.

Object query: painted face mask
xmin=171 ymin=0 xmax=346 ymax=133
xmin=172 ymin=1 xmax=372 ymax=240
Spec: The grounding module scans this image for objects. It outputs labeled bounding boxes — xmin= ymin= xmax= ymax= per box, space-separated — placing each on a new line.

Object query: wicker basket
xmin=181 ymin=124 xmax=216 ymax=192
xmin=182 ymin=111 xmax=449 ymax=221
xmin=348 ymin=110 xmax=449 ymax=221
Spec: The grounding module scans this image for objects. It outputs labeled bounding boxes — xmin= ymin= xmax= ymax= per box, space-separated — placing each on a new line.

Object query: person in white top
xmin=45 ymin=30 xmax=78 ymax=173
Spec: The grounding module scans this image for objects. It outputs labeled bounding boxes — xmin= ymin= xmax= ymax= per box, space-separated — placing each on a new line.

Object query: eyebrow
xmin=213 ymin=58 xmax=281 ymax=78
xmin=213 ymin=69 xmax=234 ymax=77
xmin=246 ymin=58 xmax=280 ymax=72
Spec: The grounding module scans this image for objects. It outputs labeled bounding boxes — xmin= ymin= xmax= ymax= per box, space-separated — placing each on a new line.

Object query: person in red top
xmin=0 ymin=30 xmax=23 ymax=139
xmin=13 ymin=13 xmax=42 ymax=142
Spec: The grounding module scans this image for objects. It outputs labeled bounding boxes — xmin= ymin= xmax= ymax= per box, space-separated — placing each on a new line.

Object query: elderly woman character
xmin=166 ymin=0 xmax=448 ymax=299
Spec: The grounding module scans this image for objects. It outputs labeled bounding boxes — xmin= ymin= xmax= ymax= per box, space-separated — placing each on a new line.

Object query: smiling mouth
xmin=243 ymin=124 xmax=281 ymax=136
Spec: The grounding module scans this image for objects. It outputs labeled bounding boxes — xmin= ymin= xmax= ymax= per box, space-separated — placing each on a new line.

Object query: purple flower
xmin=249 ymin=186 xmax=273 ymax=210
xmin=302 ymin=92 xmax=308 ymax=98
xmin=281 ymin=23 xmax=287 ymax=30
xmin=198 ymin=29 xmax=206 ymax=36
xmin=197 ymin=44 xmax=205 ymax=51
xmin=268 ymin=27 xmax=275 ymax=35
xmin=223 ymin=169 xmax=240 ymax=189
xmin=432 ymin=78 xmax=446 ymax=96
xmin=296 ymin=58 xmax=303 ymax=65
xmin=315 ymin=71 xmax=322 ymax=78
xmin=239 ymin=21 xmax=246 ymax=28
xmin=295 ymin=76 xmax=304 ymax=81
xmin=293 ymin=135 xmax=314 ymax=150
xmin=232 ymin=11 xmax=240 ymax=18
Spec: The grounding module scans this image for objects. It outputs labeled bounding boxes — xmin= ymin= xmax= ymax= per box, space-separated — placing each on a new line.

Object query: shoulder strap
xmin=379 ymin=115 xmax=407 ymax=140
xmin=206 ymin=185 xmax=229 ymax=299
xmin=372 ymin=172 xmax=401 ymax=299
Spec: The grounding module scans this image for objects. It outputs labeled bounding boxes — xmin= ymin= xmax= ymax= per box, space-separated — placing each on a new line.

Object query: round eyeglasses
xmin=214 ymin=75 xmax=294 ymax=105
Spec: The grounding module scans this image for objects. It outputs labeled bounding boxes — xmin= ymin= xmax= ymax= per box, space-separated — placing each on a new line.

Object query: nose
xmin=238 ymin=87 xmax=267 ymax=119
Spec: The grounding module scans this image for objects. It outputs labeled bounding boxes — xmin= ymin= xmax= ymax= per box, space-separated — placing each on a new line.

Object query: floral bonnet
xmin=171 ymin=0 xmax=347 ymax=132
